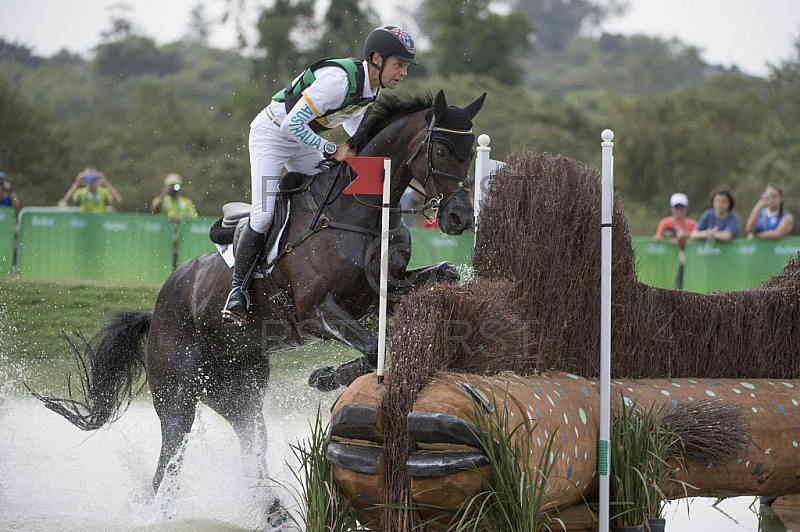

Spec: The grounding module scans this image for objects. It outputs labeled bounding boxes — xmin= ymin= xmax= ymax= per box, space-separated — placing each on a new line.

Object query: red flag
xmin=343 ymin=157 xmax=386 ymax=195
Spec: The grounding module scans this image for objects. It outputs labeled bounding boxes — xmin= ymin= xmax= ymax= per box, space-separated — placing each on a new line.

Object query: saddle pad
xmin=216 ymin=198 xmax=292 ymax=277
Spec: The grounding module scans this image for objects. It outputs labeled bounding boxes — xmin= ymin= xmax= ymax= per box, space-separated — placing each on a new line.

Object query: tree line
xmin=0 ymin=0 xmax=798 ymax=236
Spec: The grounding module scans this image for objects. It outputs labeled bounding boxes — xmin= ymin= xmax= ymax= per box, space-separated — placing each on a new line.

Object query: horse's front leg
xmin=307 ymin=294 xmax=378 ymax=391
xmin=390 ymin=261 xmax=461 ymax=300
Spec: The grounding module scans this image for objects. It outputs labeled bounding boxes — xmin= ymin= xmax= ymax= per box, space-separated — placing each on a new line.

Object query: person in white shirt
xmin=223 ymin=26 xmax=418 ymax=325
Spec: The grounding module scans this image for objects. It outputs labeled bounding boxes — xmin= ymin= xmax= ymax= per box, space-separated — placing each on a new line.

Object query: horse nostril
xmin=448 ymin=212 xmax=465 ymax=231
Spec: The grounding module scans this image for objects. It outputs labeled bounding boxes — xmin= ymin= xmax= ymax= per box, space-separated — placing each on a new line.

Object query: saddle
xmin=209 ymin=172 xmax=313 ymax=345
xmin=209 ymin=196 xmax=289 ymax=263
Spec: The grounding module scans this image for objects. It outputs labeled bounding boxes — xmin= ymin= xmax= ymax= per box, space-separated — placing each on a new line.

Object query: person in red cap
xmin=654 ymin=192 xmax=697 ymax=250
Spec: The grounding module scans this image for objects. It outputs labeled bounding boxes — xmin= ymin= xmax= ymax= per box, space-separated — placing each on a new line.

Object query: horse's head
xmin=406 ymin=90 xmax=486 ymax=235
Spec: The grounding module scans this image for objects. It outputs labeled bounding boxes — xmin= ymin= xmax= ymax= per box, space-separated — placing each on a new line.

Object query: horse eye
xmin=436 ymin=148 xmax=447 ymax=158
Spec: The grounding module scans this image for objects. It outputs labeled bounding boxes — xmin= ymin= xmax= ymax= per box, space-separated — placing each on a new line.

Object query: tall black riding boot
xmin=221 ymin=222 xmax=265 ymax=326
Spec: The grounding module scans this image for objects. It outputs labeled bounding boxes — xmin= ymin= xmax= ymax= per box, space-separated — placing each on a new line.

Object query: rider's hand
xmin=332 ymin=144 xmax=357 ymax=162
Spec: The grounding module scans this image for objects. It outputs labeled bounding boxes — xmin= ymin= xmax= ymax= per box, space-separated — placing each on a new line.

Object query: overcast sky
xmin=1 ymin=0 xmax=799 ymax=77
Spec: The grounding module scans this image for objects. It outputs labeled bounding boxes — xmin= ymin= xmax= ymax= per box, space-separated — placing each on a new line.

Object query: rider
xmin=222 ymin=26 xmax=418 ymax=325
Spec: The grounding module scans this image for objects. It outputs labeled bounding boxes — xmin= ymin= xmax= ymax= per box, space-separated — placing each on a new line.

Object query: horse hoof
xmin=437 ymin=262 xmax=460 ymax=283
xmin=308 ymin=366 xmax=339 ymax=392
xmin=266 ymin=497 xmax=289 ymax=529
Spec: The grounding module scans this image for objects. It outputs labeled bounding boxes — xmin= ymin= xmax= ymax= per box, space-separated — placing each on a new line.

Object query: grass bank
xmin=0 ymin=277 xmax=362 ymax=393
xmin=0 ymin=277 xmax=161 ymax=359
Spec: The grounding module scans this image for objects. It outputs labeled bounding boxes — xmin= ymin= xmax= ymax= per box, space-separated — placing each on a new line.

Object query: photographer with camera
xmin=151 ymin=173 xmax=197 ymax=224
xmin=61 ymin=167 xmax=122 ymax=213
xmin=0 ymin=172 xmax=20 ymax=211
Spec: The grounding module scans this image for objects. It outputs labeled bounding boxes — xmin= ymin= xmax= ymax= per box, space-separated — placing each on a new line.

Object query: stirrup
xmin=221 ymin=287 xmax=250 ymax=326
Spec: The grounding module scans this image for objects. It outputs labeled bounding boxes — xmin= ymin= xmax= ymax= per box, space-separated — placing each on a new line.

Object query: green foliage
xmin=184 ymin=3 xmax=212 ymax=46
xmin=511 ymin=0 xmax=627 ymax=52
xmin=421 ymin=0 xmax=532 ymax=84
xmin=0 ymin=40 xmax=251 ymax=215
xmin=531 ymin=34 xmax=708 ymax=95
xmin=0 ymin=38 xmax=44 ymax=67
xmin=93 ymin=36 xmax=181 ymax=78
xmin=449 ymin=392 xmax=564 ymax=532
xmin=3 ymin=9 xmax=800 ymax=238
xmin=0 ymin=75 xmax=74 ymax=204
xmin=159 ymin=42 xmax=251 ymax=106
xmin=609 ymin=397 xmax=684 ymax=526
xmin=314 ymin=0 xmax=376 ymax=59
xmin=252 ymin=0 xmax=315 ymax=87
xmin=606 ymin=74 xmax=772 ymax=216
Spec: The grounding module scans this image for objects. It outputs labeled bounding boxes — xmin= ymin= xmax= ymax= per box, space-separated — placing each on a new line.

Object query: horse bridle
xmin=404 ymin=115 xmax=474 ymax=221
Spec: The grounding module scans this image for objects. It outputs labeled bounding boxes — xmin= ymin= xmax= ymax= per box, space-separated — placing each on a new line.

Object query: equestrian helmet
xmin=364 ymin=26 xmax=418 ymax=65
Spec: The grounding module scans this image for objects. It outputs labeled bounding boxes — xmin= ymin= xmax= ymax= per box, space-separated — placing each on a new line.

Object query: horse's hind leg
xmin=152 ymin=385 xmax=200 ymax=494
xmin=148 ymin=341 xmax=204 ymax=494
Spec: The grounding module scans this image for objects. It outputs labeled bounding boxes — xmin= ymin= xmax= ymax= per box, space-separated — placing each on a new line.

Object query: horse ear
xmin=463 ymin=92 xmax=486 ymax=119
xmin=433 ymin=89 xmax=449 ymax=124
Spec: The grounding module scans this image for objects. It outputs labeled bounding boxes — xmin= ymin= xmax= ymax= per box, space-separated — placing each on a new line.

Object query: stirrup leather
xmin=221 ymin=287 xmax=250 ymax=326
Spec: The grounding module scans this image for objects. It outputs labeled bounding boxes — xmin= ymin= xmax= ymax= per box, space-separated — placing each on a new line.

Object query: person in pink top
xmin=654 ymin=192 xmax=697 ymax=249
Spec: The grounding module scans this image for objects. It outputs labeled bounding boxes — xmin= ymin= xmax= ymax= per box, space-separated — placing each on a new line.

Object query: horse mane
xmin=348 ymin=93 xmax=434 ymax=152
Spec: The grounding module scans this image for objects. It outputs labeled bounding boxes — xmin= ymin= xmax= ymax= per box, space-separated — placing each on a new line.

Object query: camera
xmin=168 ymin=184 xmax=180 ymax=196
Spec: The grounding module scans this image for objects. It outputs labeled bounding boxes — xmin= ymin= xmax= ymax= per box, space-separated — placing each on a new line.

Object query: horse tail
xmin=26 ymin=310 xmax=152 ymax=431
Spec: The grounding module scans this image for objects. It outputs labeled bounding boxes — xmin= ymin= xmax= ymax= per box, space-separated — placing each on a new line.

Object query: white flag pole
xmin=377 ymin=158 xmax=391 ymax=383
xmin=473 ymin=134 xmax=491 ymax=242
xmin=598 ymin=129 xmax=614 ymax=532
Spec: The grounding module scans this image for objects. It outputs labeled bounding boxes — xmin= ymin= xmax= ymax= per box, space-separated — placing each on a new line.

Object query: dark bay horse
xmin=30 ymin=90 xmax=486 ymax=495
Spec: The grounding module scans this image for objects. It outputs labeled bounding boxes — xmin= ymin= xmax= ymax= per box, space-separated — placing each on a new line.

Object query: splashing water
xmin=0 ymin=351 xmax=337 ymax=531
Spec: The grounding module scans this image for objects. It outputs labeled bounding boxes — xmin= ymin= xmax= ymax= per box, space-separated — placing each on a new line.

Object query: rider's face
xmin=379 ymin=56 xmax=410 ymax=89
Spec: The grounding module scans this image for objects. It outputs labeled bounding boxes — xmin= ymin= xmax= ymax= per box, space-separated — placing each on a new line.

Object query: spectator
xmin=654 ymin=192 xmax=696 ymax=249
xmin=151 ymin=173 xmax=197 ymax=224
xmin=61 ymin=167 xmax=122 ymax=213
xmin=0 ymin=172 xmax=20 ymax=211
xmin=745 ymin=184 xmax=794 ymax=240
xmin=660 ymin=226 xmax=677 ymax=240
xmin=690 ymin=187 xmax=740 ymax=242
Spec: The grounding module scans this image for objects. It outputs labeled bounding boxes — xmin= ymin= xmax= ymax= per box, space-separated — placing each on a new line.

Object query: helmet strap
xmin=368 ymin=53 xmax=387 ymax=89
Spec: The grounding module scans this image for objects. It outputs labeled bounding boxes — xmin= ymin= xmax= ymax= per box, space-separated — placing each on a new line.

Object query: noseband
xmin=404 ymin=115 xmax=474 ymax=221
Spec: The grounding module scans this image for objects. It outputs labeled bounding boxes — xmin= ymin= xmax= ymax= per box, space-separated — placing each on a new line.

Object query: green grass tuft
xmin=280 ymin=406 xmax=359 ymax=532
xmin=449 ymin=391 xmax=566 ymax=532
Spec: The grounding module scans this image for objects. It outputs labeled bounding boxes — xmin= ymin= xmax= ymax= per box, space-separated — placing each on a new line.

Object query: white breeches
xmin=248 ymin=110 xmax=324 ymax=233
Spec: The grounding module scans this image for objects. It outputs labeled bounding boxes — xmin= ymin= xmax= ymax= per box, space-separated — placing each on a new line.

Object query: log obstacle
xmin=328 ymin=371 xmax=800 ymax=525
xmin=325 ymin=150 xmax=800 ymax=530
